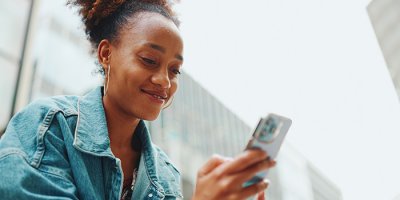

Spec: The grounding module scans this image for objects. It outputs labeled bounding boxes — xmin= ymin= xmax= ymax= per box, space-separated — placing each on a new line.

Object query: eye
xmin=170 ymin=65 xmax=181 ymax=76
xmin=141 ymin=57 xmax=157 ymax=66
xmin=172 ymin=68 xmax=181 ymax=75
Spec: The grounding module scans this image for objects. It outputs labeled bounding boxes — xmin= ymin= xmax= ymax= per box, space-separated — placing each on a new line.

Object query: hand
xmin=256 ymin=190 xmax=267 ymax=200
xmin=255 ymin=180 xmax=270 ymax=200
xmin=192 ymin=150 xmax=275 ymax=200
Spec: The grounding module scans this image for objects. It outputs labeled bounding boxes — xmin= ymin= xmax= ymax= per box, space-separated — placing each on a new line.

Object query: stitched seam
xmin=73 ymin=98 xmax=81 ymax=148
xmin=63 ymin=109 xmax=78 ymax=117
xmin=143 ymin=153 xmax=168 ymax=197
xmin=31 ymin=109 xmax=58 ymax=168
xmin=156 ymin=148 xmax=183 ymax=197
xmin=37 ymin=167 xmax=72 ymax=183
xmin=0 ymin=148 xmax=29 ymax=161
xmin=71 ymin=98 xmax=115 ymax=159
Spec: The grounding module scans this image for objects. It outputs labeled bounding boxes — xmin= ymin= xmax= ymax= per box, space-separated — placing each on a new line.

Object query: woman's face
xmin=102 ymin=12 xmax=183 ymax=121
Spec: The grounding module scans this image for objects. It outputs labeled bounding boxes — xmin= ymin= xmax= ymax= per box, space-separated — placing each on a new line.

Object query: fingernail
xmin=263 ymin=179 xmax=270 ymax=188
xmin=261 ymin=182 xmax=268 ymax=189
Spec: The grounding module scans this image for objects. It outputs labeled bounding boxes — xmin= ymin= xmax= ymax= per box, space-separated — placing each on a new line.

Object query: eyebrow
xmin=148 ymin=43 xmax=183 ymax=61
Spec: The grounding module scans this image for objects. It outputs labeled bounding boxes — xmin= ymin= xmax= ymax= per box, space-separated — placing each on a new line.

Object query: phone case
xmin=243 ymin=113 xmax=292 ymax=187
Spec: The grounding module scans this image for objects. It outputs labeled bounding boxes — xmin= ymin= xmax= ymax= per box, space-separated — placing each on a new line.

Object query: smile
xmin=141 ymin=89 xmax=167 ymax=104
xmin=151 ymin=94 xmax=165 ymax=99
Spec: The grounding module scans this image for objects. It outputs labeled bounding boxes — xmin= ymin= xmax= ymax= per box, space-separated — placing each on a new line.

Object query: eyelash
xmin=141 ymin=57 xmax=181 ymax=76
xmin=172 ymin=69 xmax=181 ymax=75
xmin=142 ymin=57 xmax=157 ymax=65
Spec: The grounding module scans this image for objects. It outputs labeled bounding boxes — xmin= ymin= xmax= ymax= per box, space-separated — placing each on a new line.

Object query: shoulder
xmin=0 ymin=96 xmax=80 ymax=198
xmin=3 ymin=95 xmax=80 ymax=137
xmin=27 ymin=95 xmax=79 ymax=116
xmin=7 ymin=95 xmax=79 ymax=126
xmin=0 ymin=95 xmax=79 ymax=159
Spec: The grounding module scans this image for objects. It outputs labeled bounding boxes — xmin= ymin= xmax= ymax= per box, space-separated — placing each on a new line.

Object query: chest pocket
xmin=143 ymin=185 xmax=183 ymax=200
xmin=156 ymin=155 xmax=183 ymax=199
xmin=132 ymin=151 xmax=184 ymax=200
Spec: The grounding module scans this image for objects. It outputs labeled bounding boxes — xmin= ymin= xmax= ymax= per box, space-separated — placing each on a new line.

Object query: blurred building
xmin=0 ymin=1 xmax=342 ymax=199
xmin=0 ymin=0 xmax=32 ymax=132
xmin=307 ymin=164 xmax=343 ymax=200
xmin=151 ymin=76 xmax=343 ymax=200
xmin=0 ymin=0 xmax=100 ymax=132
xmin=394 ymin=194 xmax=400 ymax=200
xmin=367 ymin=0 xmax=400 ymax=100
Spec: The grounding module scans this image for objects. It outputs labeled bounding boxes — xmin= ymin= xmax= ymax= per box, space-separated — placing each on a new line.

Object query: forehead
xmin=118 ymin=12 xmax=183 ymax=52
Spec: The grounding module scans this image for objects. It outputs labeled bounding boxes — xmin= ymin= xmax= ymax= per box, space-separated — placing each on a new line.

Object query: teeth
xmin=152 ymin=94 xmax=164 ymax=99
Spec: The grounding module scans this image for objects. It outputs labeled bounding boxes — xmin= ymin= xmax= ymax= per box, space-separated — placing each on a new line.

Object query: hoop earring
xmin=104 ymin=64 xmax=111 ymax=96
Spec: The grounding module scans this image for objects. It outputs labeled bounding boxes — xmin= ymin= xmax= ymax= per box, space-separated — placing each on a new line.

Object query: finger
xmin=198 ymin=154 xmax=230 ymax=176
xmin=238 ymin=179 xmax=269 ymax=200
xmin=234 ymin=160 xmax=276 ymax=184
xmin=216 ymin=149 xmax=268 ymax=175
xmin=257 ymin=191 xmax=265 ymax=200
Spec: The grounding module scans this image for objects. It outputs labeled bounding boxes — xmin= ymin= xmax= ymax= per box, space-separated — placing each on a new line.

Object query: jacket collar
xmin=72 ymin=86 xmax=153 ymax=158
xmin=73 ymin=86 xmax=113 ymax=157
xmin=73 ymin=86 xmax=181 ymax=197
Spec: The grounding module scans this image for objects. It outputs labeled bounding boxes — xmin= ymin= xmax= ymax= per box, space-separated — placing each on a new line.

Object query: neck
xmin=103 ymin=95 xmax=140 ymax=150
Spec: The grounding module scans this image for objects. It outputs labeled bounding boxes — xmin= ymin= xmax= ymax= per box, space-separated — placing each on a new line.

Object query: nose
xmin=151 ymin=68 xmax=171 ymax=89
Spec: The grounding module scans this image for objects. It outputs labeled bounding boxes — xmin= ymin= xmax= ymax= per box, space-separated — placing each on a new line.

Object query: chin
xmin=139 ymin=110 xmax=161 ymax=121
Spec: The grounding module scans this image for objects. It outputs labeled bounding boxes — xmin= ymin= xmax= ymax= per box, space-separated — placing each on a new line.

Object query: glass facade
xmin=307 ymin=164 xmax=343 ymax=200
xmin=0 ymin=0 xmax=30 ymax=131
xmin=0 ymin=1 xmax=342 ymax=199
xmin=30 ymin=0 xmax=100 ymax=100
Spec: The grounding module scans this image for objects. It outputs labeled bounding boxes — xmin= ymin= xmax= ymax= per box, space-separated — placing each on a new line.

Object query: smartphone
xmin=243 ymin=113 xmax=292 ymax=187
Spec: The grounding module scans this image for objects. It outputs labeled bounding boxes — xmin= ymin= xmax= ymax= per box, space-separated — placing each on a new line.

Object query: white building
xmin=367 ymin=0 xmax=400 ymax=100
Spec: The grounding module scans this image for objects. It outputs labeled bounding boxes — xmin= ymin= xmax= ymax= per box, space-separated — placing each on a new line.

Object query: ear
xmin=97 ymin=39 xmax=112 ymax=71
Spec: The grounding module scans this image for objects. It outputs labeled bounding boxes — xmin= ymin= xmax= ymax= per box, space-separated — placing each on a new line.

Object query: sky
xmin=176 ymin=0 xmax=400 ymax=199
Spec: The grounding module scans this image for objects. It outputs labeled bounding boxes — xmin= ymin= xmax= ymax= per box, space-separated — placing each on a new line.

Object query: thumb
xmin=256 ymin=191 xmax=265 ymax=200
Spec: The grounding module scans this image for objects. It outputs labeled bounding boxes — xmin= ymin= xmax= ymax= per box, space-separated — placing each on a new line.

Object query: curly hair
xmin=67 ymin=0 xmax=179 ymax=53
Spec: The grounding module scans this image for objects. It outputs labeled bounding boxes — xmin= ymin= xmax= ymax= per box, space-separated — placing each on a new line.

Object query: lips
xmin=141 ymin=89 xmax=168 ymax=104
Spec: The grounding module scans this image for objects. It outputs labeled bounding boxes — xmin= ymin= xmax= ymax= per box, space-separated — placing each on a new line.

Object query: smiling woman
xmin=0 ymin=0 xmax=275 ymax=199
xmin=99 ymin=11 xmax=183 ymax=121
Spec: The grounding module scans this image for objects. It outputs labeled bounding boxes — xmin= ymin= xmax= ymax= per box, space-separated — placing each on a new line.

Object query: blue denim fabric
xmin=0 ymin=87 xmax=183 ymax=200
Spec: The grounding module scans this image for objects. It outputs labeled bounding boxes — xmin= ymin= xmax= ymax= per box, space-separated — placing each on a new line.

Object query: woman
xmin=0 ymin=0 xmax=276 ymax=199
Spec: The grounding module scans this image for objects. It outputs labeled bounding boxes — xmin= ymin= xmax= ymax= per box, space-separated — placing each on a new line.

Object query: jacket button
xmin=148 ymin=193 xmax=153 ymax=198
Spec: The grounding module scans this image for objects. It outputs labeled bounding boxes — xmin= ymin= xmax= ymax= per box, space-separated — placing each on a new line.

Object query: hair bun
xmin=68 ymin=0 xmax=127 ymax=29
xmin=68 ymin=0 xmax=179 ymax=54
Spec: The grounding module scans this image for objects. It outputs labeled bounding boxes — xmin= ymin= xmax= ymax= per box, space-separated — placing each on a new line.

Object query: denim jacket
xmin=0 ymin=87 xmax=183 ymax=200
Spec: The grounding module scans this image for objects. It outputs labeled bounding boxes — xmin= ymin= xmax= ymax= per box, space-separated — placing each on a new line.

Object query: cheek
xmin=126 ymin=66 xmax=148 ymax=83
xmin=169 ymin=79 xmax=179 ymax=95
